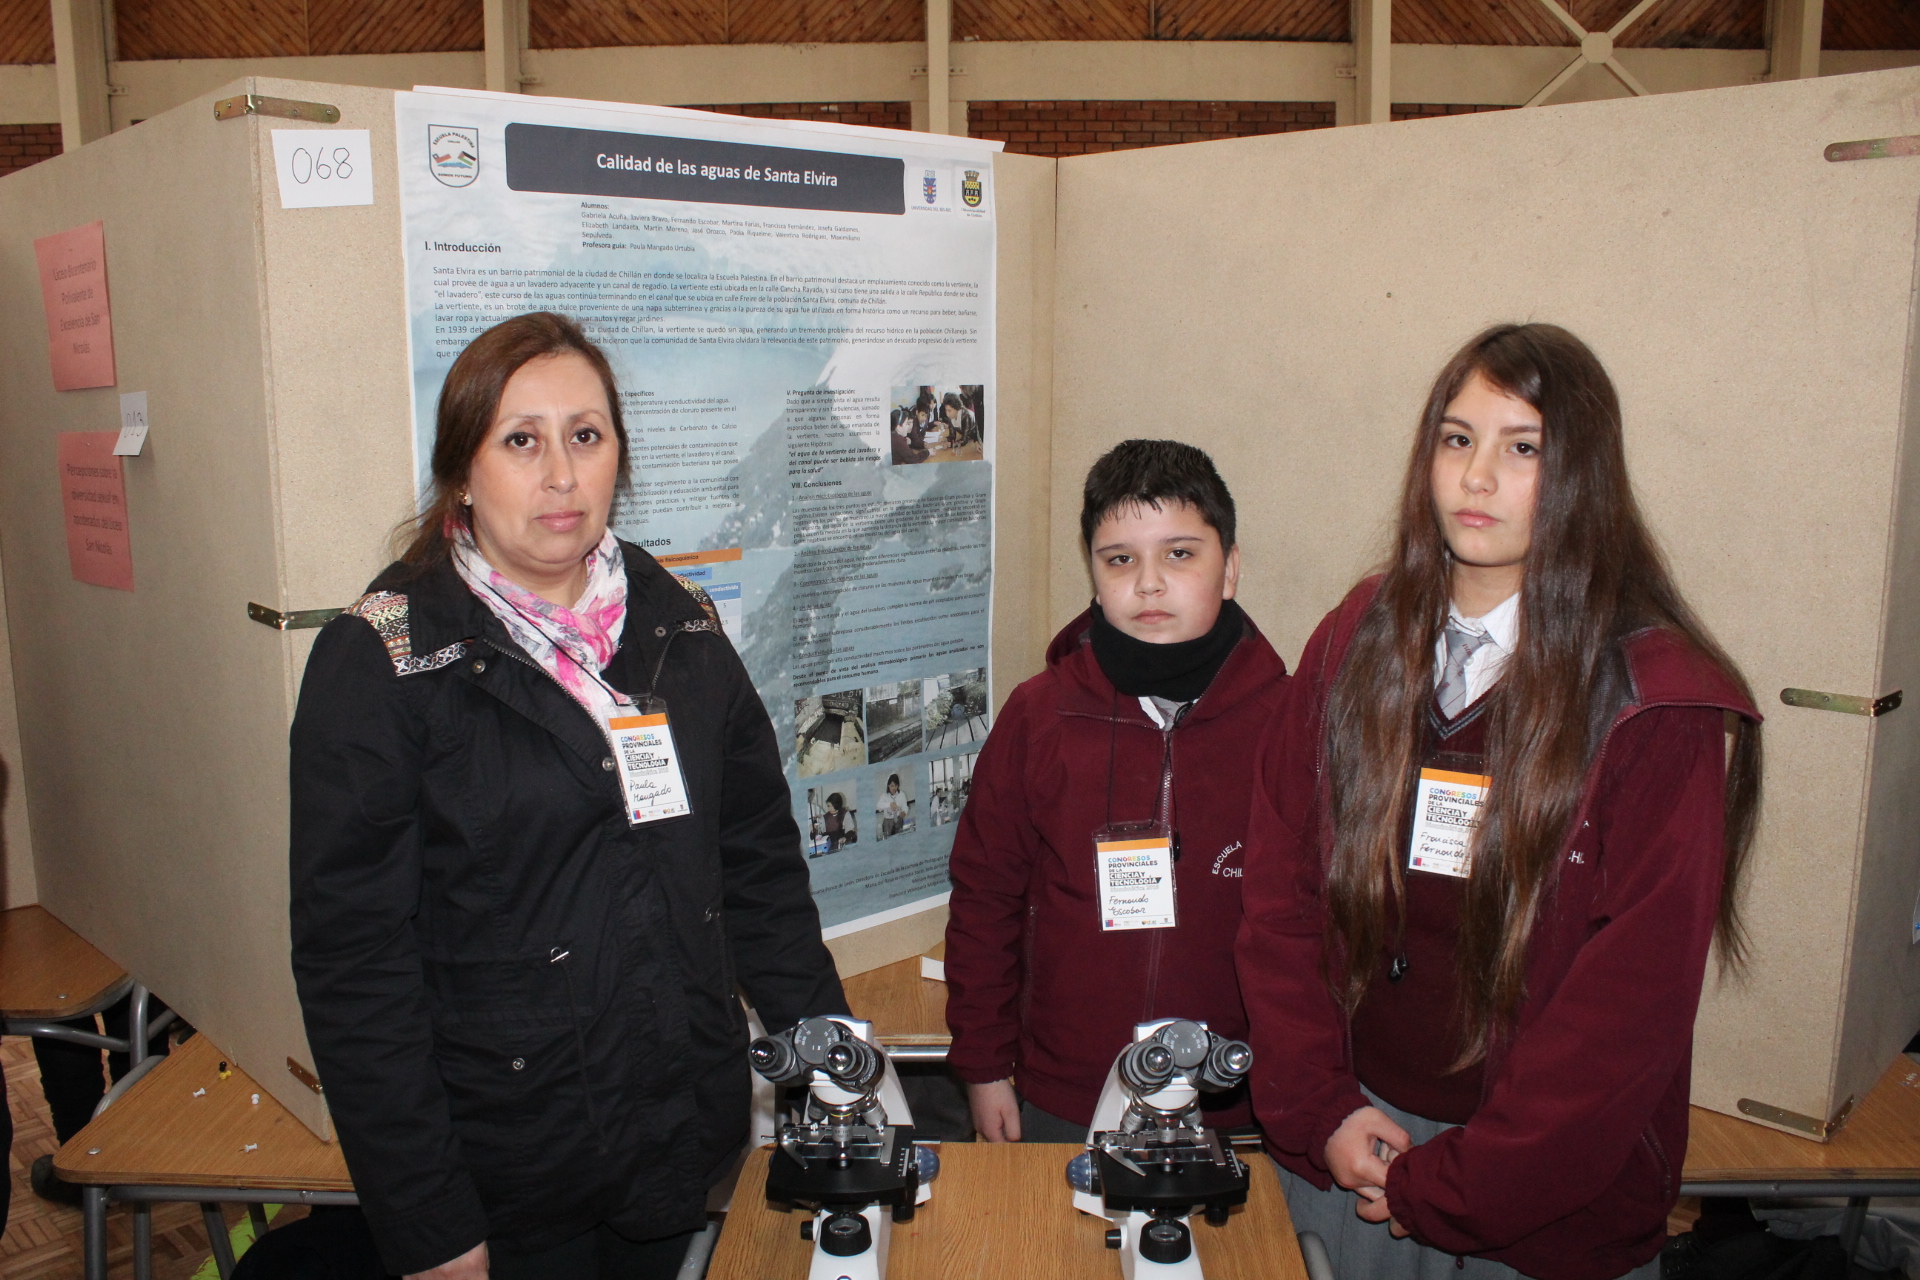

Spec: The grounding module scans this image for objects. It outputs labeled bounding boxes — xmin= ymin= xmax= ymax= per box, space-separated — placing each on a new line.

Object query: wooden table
xmin=54 ymin=1033 xmax=356 ymax=1280
xmin=844 ymin=948 xmax=950 ymax=1059
xmin=708 ymin=1142 xmax=1305 ymax=1280
xmin=1681 ymin=1056 xmax=1920 ymax=1254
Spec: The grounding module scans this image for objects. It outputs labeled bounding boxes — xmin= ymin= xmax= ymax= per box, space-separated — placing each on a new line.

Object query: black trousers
xmin=32 ymin=994 xmax=170 ymax=1144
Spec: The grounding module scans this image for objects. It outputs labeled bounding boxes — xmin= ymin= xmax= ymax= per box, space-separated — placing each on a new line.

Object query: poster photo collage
xmin=796 ymin=669 xmax=988 ymax=857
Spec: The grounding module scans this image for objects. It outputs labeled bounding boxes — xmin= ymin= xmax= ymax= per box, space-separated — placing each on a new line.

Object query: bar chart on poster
xmin=397 ymin=88 xmax=1002 ymax=932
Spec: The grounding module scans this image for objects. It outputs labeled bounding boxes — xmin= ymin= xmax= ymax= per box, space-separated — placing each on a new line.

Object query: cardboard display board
xmin=0 ymin=78 xmax=1052 ymax=1133
xmin=4 ymin=67 xmax=1920 ymax=1138
xmin=1047 ymin=68 xmax=1920 ymax=1136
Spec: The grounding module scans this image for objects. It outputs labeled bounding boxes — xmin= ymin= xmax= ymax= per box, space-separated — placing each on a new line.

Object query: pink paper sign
xmin=35 ymin=221 xmax=116 ymax=391
xmin=58 ymin=432 xmax=134 ymax=591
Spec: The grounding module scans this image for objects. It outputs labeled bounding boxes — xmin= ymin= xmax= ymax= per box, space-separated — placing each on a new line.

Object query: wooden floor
xmin=1 ymin=1036 xmax=303 ymax=1280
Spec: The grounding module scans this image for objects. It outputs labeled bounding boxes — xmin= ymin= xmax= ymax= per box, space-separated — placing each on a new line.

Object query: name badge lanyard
xmin=483 ymin=580 xmax=694 ymax=828
xmin=1093 ymin=694 xmax=1180 ymax=932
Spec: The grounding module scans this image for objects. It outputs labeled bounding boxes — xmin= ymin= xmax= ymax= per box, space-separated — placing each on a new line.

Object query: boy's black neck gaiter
xmin=1088 ymin=598 xmax=1245 ymax=703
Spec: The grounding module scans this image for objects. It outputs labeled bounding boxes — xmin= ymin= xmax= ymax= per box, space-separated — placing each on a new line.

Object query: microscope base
xmin=806 ymin=1204 xmax=890 ymax=1280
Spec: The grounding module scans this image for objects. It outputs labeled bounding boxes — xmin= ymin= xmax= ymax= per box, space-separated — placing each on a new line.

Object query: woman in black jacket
xmin=290 ymin=312 xmax=847 ymax=1280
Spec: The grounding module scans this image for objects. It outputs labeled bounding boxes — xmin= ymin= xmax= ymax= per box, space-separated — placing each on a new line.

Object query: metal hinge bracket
xmin=214 ymin=94 xmax=341 ymax=124
xmin=287 ymin=1058 xmax=324 ymax=1095
xmin=1780 ymin=687 xmax=1903 ymax=717
xmin=248 ymin=602 xmax=344 ymax=631
xmin=1825 ymin=135 xmax=1920 ymax=163
xmin=1737 ymin=1093 xmax=1854 ymax=1140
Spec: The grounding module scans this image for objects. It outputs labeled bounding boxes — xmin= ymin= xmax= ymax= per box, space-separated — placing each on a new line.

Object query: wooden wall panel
xmin=1826 ymin=0 xmax=1920 ymax=51
xmin=532 ymin=0 xmax=724 ymax=48
xmin=117 ymin=0 xmax=307 ymax=60
xmin=1604 ymin=0 xmax=1762 ymax=48
xmin=730 ymin=0 xmax=922 ymax=43
xmin=954 ymin=0 xmax=1149 ymax=42
xmin=1393 ymin=0 xmax=1573 ymax=46
xmin=1154 ymin=0 xmax=1346 ymax=40
xmin=0 ymin=0 xmax=53 ymax=64
xmin=310 ymin=0 xmax=483 ymax=55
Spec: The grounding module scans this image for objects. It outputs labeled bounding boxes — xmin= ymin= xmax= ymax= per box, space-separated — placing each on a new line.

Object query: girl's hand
xmin=967 ymin=1079 xmax=1023 ymax=1142
xmin=1325 ymin=1105 xmax=1411 ymax=1198
xmin=407 ymin=1242 xmax=487 ymax=1279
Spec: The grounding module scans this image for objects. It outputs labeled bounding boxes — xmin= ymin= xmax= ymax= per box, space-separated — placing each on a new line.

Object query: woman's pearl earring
xmin=460 ymin=492 xmax=472 ymax=505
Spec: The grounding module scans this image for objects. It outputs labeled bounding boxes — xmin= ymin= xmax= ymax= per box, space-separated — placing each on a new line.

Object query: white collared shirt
xmin=1432 ymin=592 xmax=1520 ymax=710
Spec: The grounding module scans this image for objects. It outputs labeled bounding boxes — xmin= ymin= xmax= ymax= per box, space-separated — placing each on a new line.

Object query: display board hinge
xmin=1780 ymin=687 xmax=1903 ymax=716
xmin=287 ymin=1058 xmax=323 ymax=1095
xmin=1737 ymin=1094 xmax=1854 ymax=1139
xmin=214 ymin=94 xmax=341 ymax=125
xmin=1334 ymin=65 xmax=1358 ymax=78
xmin=907 ymin=66 xmax=966 ymax=78
xmin=248 ymin=602 xmax=344 ymax=631
xmin=1825 ymin=135 xmax=1920 ymax=163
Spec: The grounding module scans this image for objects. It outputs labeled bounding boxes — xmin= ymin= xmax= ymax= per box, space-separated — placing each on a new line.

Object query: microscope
xmin=750 ymin=1015 xmax=936 ymax=1280
xmin=1067 ymin=1019 xmax=1254 ymax=1280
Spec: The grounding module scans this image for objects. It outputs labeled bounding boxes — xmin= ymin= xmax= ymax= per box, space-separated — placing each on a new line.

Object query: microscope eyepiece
xmin=1198 ymin=1036 xmax=1253 ymax=1091
xmin=824 ymin=1036 xmax=883 ymax=1090
xmin=748 ymin=1034 xmax=802 ymax=1084
xmin=1119 ymin=1039 xmax=1176 ymax=1093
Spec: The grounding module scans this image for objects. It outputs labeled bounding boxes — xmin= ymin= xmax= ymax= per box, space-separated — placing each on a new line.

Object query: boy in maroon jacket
xmin=944 ymin=439 xmax=1288 ymax=1141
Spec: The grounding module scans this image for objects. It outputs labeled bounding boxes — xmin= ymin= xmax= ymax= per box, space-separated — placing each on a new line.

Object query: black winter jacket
xmin=289 ymin=543 xmax=846 ymax=1274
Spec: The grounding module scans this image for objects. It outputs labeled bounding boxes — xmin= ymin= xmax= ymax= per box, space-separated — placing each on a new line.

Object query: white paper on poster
xmin=270 ymin=130 xmax=374 ymax=208
xmin=393 ymin=89 xmax=1001 ymax=937
xmin=114 ymin=390 xmax=148 ymax=456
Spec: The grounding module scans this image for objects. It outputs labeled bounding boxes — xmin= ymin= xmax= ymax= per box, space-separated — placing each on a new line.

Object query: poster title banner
xmin=505 ymin=123 xmax=906 ymax=215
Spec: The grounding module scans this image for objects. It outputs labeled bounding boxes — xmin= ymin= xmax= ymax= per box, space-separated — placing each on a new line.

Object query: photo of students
xmin=875 ymin=770 xmax=917 ymax=841
xmin=888 ymin=384 xmax=985 ymax=463
xmin=865 ymin=679 xmax=925 ymax=763
xmin=890 ymin=407 xmax=929 ymax=464
xmin=926 ymin=750 xmax=977 ymax=827
xmin=924 ymin=668 xmax=989 ymax=750
xmin=943 ymin=440 xmax=1288 ymax=1145
xmin=1238 ymin=324 xmax=1762 ymax=1280
xmin=795 ymin=689 xmax=867 ymax=778
xmin=805 ymin=784 xmax=859 ymax=856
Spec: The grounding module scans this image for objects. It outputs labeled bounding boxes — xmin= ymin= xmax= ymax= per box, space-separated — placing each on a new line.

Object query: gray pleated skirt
xmin=1277 ymin=1088 xmax=1662 ymax=1280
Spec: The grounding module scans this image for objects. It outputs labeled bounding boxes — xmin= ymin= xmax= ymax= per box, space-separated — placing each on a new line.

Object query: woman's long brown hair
xmin=1323 ymin=323 xmax=1762 ymax=1066
xmin=392 ymin=311 xmax=630 ymax=569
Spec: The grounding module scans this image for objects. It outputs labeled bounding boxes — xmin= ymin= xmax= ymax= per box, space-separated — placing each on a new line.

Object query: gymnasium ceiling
xmin=0 ymin=0 xmax=1914 ymax=64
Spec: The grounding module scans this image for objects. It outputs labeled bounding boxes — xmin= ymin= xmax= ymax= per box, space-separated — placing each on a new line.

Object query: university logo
xmin=962 ymin=169 xmax=982 ymax=208
xmin=428 ymin=125 xmax=479 ymax=188
xmin=923 ymin=169 xmax=939 ymax=204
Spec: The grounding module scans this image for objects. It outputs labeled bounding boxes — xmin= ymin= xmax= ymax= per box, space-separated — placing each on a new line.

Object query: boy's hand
xmin=1325 ymin=1105 xmax=1410 ymax=1198
xmin=967 ymin=1079 xmax=1022 ymax=1142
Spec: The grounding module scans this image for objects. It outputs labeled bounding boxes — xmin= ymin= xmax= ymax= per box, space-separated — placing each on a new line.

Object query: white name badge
xmin=1408 ymin=766 xmax=1491 ymax=880
xmin=607 ymin=709 xmax=692 ymax=825
xmin=1095 ymin=836 xmax=1178 ymax=931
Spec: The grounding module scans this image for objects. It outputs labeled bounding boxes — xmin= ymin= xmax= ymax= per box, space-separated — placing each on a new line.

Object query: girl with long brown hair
xmin=1238 ymin=324 xmax=1761 ymax=1280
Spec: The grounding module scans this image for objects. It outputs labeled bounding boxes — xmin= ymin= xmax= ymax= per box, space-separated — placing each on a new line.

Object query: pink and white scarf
xmin=452 ymin=527 xmax=633 ymax=726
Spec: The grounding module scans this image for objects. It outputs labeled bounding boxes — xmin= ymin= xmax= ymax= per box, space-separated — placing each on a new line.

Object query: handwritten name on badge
xmin=1408 ymin=766 xmax=1491 ymax=880
xmin=1096 ymin=837 xmax=1177 ymax=931
xmin=607 ymin=711 xmax=691 ymax=825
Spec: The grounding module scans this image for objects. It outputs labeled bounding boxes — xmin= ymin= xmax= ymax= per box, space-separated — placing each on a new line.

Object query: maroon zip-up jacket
xmin=945 ymin=609 xmax=1288 ymax=1125
xmin=1237 ymin=579 xmax=1758 ymax=1280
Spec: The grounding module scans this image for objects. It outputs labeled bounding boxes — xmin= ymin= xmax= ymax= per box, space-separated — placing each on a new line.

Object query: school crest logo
xmin=962 ymin=169 xmax=982 ymax=208
xmin=923 ymin=169 xmax=938 ymax=204
xmin=428 ymin=125 xmax=479 ymax=188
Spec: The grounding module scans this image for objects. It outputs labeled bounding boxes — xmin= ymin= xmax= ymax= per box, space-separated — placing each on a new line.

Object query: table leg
xmin=129 ymin=984 xmax=150 ymax=1068
xmin=1840 ymin=1196 xmax=1870 ymax=1260
xmin=247 ymin=1202 xmax=270 ymax=1248
xmin=82 ymin=1186 xmax=108 ymax=1280
xmin=202 ymin=1203 xmax=237 ymax=1279
xmin=133 ymin=1202 xmax=153 ymax=1280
